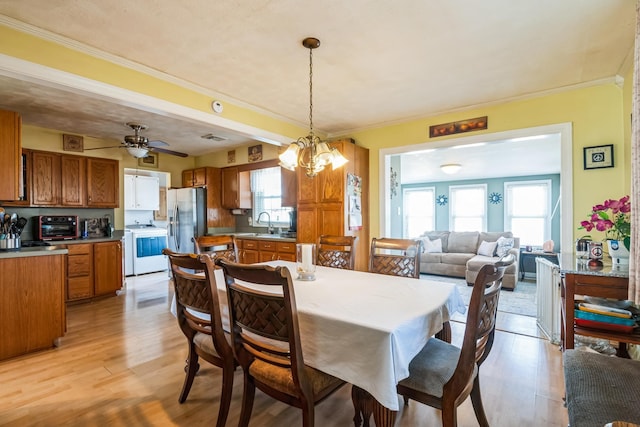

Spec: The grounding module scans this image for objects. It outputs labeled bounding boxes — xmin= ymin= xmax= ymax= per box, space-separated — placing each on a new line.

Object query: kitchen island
xmin=0 ymin=246 xmax=68 ymax=361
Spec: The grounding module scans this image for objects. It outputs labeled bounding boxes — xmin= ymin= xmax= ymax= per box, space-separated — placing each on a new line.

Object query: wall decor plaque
xmin=429 ymin=116 xmax=488 ymax=138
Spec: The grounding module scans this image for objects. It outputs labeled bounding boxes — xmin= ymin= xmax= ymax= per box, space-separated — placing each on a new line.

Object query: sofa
xmin=418 ymin=231 xmax=520 ymax=290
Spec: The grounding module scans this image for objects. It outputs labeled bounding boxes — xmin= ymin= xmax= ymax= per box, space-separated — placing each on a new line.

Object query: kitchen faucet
xmin=257 ymin=211 xmax=273 ymax=234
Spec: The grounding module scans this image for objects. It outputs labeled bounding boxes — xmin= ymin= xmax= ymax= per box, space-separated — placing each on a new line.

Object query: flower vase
xmin=607 ymin=240 xmax=630 ymax=265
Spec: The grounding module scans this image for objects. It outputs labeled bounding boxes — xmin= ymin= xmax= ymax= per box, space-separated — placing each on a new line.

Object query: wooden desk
xmin=560 ymin=255 xmax=639 ymax=357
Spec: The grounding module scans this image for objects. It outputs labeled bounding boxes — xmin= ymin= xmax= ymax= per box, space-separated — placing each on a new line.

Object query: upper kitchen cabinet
xmin=281 ymin=167 xmax=297 ymax=207
xmin=181 ymin=166 xmax=234 ymax=228
xmin=31 ymin=152 xmax=85 ymax=206
xmin=60 ymin=155 xmax=86 ymax=206
xmin=124 ymin=175 xmax=159 ymax=210
xmin=182 ymin=167 xmax=207 ymax=187
xmin=0 ymin=110 xmax=22 ymax=201
xmin=221 ymin=167 xmax=251 ymax=209
xmin=296 ymin=138 xmax=369 ymax=271
xmin=87 ymin=157 xmax=119 ymax=208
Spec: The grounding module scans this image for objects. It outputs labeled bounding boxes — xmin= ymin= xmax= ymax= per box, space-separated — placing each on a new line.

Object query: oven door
xmin=132 ymin=231 xmax=168 ymax=275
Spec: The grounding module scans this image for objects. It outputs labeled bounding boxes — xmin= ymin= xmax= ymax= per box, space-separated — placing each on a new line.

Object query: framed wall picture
xmin=583 ymin=144 xmax=614 ymax=170
xmin=138 ymin=152 xmax=159 ymax=168
xmin=248 ymin=144 xmax=262 ymax=162
xmin=62 ymin=134 xmax=84 ymax=152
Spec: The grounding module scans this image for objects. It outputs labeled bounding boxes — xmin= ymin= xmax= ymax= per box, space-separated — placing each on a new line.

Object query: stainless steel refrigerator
xmin=167 ymin=187 xmax=207 ymax=253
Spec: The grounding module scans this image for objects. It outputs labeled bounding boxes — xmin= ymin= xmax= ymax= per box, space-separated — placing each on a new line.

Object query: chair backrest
xmin=447 ymin=254 xmax=515 ymax=397
xmin=369 ymin=237 xmax=423 ymax=278
xmin=193 ymin=235 xmax=238 ymax=263
xmin=163 ymin=248 xmax=233 ymax=360
xmin=215 ymin=259 xmax=312 ymax=396
xmin=316 ymin=235 xmax=357 ymax=270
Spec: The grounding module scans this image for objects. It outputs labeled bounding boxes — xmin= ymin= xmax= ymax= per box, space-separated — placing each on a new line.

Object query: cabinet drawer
xmin=242 ymin=240 xmax=258 ymax=250
xmin=278 ymin=253 xmax=296 ymax=262
xmin=68 ymin=255 xmax=91 ymax=277
xmin=259 ymin=241 xmax=277 ymax=251
xmin=68 ymin=276 xmax=93 ymax=300
xmin=277 ymin=242 xmax=296 ymax=253
xmin=67 ymin=243 xmax=92 ymax=255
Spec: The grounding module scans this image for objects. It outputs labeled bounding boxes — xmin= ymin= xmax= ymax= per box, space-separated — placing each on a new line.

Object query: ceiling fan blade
xmin=84 ymin=145 xmax=125 ymax=150
xmin=147 ymin=140 xmax=169 ymax=148
xmin=150 ymin=147 xmax=189 ymax=157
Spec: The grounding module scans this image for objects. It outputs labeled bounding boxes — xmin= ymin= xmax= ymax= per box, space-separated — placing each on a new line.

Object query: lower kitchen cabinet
xmin=65 ymin=240 xmax=123 ymax=302
xmin=238 ymin=238 xmax=296 ymax=263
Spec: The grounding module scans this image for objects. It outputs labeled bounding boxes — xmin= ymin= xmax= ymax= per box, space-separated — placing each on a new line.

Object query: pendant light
xmin=279 ymin=37 xmax=348 ymax=177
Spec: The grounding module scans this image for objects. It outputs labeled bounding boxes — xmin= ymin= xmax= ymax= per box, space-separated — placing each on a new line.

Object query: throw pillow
xmin=423 ymin=238 xmax=443 ymax=253
xmin=477 ymin=240 xmax=498 ymax=257
xmin=495 ymin=236 xmax=515 ymax=257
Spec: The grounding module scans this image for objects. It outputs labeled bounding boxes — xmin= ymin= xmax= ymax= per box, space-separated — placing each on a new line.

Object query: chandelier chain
xmin=308 ymin=45 xmax=314 ymax=135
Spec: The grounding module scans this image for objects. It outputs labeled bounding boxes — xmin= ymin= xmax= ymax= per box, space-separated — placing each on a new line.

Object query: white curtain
xmin=630 ymin=0 xmax=640 ymax=304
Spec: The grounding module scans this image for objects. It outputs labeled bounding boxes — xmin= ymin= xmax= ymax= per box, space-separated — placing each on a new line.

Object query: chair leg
xmin=238 ymin=373 xmax=256 ymax=427
xmin=215 ymin=363 xmax=235 ymax=427
xmin=402 ymin=395 xmax=409 ymax=406
xmin=470 ymin=375 xmax=489 ymax=427
xmin=351 ymin=386 xmax=372 ymax=427
xmin=302 ymin=402 xmax=315 ymax=427
xmin=178 ymin=345 xmax=199 ymax=403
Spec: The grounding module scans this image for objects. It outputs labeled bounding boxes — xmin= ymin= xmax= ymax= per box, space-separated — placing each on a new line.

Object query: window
xmin=450 ymin=185 xmax=487 ymax=231
xmin=251 ymin=167 xmax=292 ymax=228
xmin=402 ymin=187 xmax=435 ymax=238
xmin=505 ymin=180 xmax=551 ymax=247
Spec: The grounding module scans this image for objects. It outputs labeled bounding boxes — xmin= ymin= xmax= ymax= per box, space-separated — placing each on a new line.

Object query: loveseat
xmin=418 ymin=231 xmax=520 ymax=290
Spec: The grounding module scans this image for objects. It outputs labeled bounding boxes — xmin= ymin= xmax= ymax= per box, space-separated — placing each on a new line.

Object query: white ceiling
xmin=0 ymin=0 xmax=634 ymax=165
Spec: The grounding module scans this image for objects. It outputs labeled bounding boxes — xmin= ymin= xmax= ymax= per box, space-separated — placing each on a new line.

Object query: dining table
xmin=171 ymin=260 xmax=466 ymax=426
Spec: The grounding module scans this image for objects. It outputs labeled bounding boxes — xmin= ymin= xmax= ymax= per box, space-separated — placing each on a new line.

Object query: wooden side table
xmin=519 ymin=250 xmax=559 ymax=280
xmin=560 ymin=257 xmax=639 ymax=357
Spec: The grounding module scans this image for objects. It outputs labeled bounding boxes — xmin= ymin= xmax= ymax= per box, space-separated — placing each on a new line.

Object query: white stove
xmin=126 ymin=226 xmax=168 ymax=275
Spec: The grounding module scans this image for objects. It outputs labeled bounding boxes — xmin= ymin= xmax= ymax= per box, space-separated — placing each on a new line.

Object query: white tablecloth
xmin=170 ymin=260 xmax=465 ymax=410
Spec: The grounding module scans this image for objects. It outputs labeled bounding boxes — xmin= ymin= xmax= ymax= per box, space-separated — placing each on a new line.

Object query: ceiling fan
xmin=86 ymin=122 xmax=188 ymax=158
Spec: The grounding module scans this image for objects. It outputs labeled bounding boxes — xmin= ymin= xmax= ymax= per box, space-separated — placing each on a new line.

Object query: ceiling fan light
xmin=127 ymin=147 xmax=149 ymax=158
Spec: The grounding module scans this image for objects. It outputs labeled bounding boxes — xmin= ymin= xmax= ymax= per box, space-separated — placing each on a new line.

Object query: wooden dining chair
xmin=215 ymin=258 xmax=346 ymax=427
xmin=395 ymin=254 xmax=516 ymax=427
xmin=193 ymin=234 xmax=238 ymax=262
xmin=316 ymin=234 xmax=357 ymax=270
xmin=164 ymin=249 xmax=236 ymax=427
xmin=368 ymin=237 xmax=423 ymax=278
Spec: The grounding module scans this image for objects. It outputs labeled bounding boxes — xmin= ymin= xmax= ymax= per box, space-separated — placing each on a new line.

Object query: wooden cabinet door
xmin=193 ymin=168 xmax=207 ymax=187
xmin=297 ymin=206 xmax=318 ymax=244
xmin=182 ymin=169 xmax=194 ymax=187
xmin=87 ymin=158 xmax=119 ymax=208
xmin=297 ymin=171 xmax=317 ymax=204
xmin=66 ymin=243 xmax=94 ymax=301
xmin=0 ymin=110 xmax=21 ymax=201
xmin=281 ymin=167 xmax=297 ymax=207
xmin=242 ymin=250 xmax=259 ymax=264
xmin=221 ymin=167 xmax=239 ymax=208
xmin=61 ymin=155 xmax=86 ymax=207
xmin=318 ymin=203 xmax=343 ymax=237
xmin=94 ymin=241 xmax=123 ymax=296
xmin=31 ymin=151 xmax=61 ymax=206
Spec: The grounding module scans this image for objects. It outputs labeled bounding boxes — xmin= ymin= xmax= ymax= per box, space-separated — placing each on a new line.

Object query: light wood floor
xmin=0 ymin=272 xmax=569 ymax=426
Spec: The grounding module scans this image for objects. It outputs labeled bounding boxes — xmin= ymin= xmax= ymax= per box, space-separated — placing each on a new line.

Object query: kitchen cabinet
xmin=1 ymin=252 xmax=66 ymax=361
xmin=295 ymin=138 xmax=370 ymax=270
xmin=281 ymin=167 xmax=297 ymax=207
xmin=94 ymin=241 xmax=123 ymax=297
xmin=221 ymin=167 xmax=251 ymax=209
xmin=32 ymin=151 xmax=86 ymax=206
xmin=124 ymin=174 xmax=160 ymax=210
xmin=237 ymin=238 xmax=296 ymax=263
xmin=61 ymin=155 xmax=86 ymax=206
xmin=180 ymin=167 xmax=234 ymax=228
xmin=65 ymin=240 xmax=123 ymax=302
xmin=87 ymin=157 xmax=119 ymax=208
xmin=0 ymin=109 xmax=21 ymax=202
xmin=182 ymin=167 xmax=207 ymax=187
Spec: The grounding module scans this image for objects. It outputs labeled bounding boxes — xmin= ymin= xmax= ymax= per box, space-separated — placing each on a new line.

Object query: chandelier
xmin=279 ymin=37 xmax=348 ymax=177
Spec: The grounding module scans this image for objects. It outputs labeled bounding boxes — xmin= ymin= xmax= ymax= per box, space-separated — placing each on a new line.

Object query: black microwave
xmin=35 ymin=215 xmax=79 ymax=240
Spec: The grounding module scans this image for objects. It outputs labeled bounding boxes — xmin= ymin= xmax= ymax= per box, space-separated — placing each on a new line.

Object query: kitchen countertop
xmin=0 ymin=246 xmax=68 ymax=259
xmin=230 ymin=233 xmax=296 ymax=242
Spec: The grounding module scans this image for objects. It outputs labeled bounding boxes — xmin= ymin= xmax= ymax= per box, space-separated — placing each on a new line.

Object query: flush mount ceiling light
xmin=440 ymin=163 xmax=462 ymax=174
xmin=279 ymin=37 xmax=348 ymax=178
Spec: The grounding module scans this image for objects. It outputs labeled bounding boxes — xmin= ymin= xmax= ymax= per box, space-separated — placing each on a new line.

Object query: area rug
xmin=420 ymin=274 xmax=537 ymax=317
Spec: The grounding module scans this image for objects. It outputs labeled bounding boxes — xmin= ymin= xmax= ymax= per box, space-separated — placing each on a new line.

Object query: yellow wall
xmin=349 ymin=83 xmax=629 ymax=241
xmin=4 ymin=23 xmax=634 ymax=241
